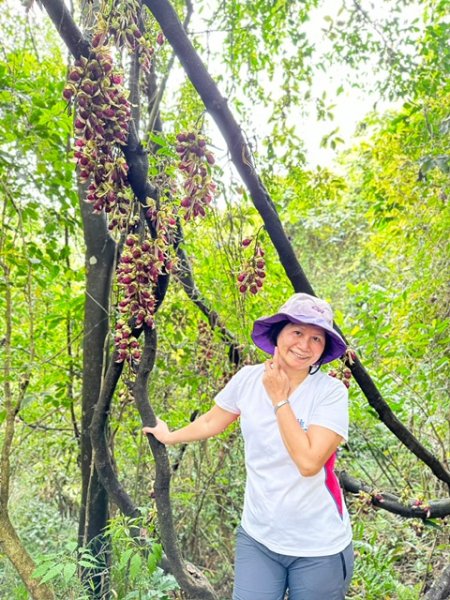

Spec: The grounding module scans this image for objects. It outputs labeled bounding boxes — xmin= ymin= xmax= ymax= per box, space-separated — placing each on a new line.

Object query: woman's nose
xmin=296 ymin=337 xmax=310 ymax=350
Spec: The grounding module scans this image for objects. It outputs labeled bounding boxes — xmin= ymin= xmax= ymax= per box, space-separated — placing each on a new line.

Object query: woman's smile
xmin=276 ymin=323 xmax=326 ymax=373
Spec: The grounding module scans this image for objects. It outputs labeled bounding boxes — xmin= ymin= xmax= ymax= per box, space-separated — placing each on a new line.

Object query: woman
xmin=144 ymin=293 xmax=353 ymax=600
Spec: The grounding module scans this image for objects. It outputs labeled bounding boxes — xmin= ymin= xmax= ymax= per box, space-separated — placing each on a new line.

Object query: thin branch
xmin=17 ymin=416 xmax=73 ymax=433
xmin=351 ymin=0 xmax=397 ymax=59
xmin=147 ymin=0 xmax=194 ymax=133
xmin=174 ymin=219 xmax=242 ymax=366
xmin=340 ymin=471 xmax=450 ymax=519
xmin=0 ymin=265 xmax=14 ymax=508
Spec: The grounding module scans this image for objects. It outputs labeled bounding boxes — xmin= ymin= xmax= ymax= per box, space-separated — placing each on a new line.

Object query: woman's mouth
xmin=291 ymin=350 xmax=309 ymax=360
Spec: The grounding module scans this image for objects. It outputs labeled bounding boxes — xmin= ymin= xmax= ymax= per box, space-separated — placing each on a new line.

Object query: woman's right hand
xmin=143 ymin=418 xmax=173 ymax=445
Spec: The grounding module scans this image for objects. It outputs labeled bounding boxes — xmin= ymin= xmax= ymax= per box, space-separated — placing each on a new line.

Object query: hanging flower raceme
xmin=175 ymin=132 xmax=217 ymax=220
xmin=237 ymin=238 xmax=266 ymax=295
xmin=95 ymin=0 xmax=155 ymax=72
xmin=145 ymin=198 xmax=178 ymax=246
xmin=114 ymin=321 xmax=142 ymax=363
xmin=63 ymin=46 xmax=133 ymax=231
xmin=62 ymin=14 xmax=163 ymax=367
xmin=114 ymin=232 xmax=177 ymax=362
xmin=328 ymin=350 xmax=356 ymax=388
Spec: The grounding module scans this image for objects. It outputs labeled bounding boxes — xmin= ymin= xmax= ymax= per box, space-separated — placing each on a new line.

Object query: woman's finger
xmin=272 ymin=347 xmax=280 ymax=367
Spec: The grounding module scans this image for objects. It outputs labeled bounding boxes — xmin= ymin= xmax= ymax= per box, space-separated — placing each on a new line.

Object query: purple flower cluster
xmin=237 ymin=240 xmax=266 ymax=295
xmin=63 ymin=48 xmax=133 ymax=231
xmin=176 ymin=132 xmax=217 ymax=220
xmin=95 ymin=0 xmax=154 ymax=72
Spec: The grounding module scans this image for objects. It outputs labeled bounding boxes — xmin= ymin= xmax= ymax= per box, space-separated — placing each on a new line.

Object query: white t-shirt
xmin=215 ymin=364 xmax=352 ymax=557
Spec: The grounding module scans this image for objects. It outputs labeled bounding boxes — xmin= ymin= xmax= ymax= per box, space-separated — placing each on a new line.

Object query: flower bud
xmin=68 ymin=70 xmax=81 ymax=82
xmin=63 ymin=87 xmax=74 ymax=101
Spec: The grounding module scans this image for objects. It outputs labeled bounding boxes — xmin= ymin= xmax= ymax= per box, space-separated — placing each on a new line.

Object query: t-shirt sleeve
xmin=214 ymin=367 xmax=249 ymax=415
xmin=309 ymin=380 xmax=349 ymax=440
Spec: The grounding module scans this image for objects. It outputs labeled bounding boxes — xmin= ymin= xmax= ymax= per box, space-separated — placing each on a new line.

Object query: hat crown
xmin=279 ymin=293 xmax=333 ymax=326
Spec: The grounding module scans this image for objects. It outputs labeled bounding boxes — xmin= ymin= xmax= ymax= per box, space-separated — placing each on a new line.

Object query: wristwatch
xmin=274 ymin=399 xmax=289 ymax=414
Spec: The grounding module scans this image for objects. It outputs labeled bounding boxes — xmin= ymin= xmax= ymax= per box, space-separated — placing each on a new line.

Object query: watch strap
xmin=274 ymin=399 xmax=289 ymax=414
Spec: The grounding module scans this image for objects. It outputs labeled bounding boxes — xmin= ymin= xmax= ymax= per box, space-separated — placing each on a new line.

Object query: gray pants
xmin=233 ymin=526 xmax=354 ymax=600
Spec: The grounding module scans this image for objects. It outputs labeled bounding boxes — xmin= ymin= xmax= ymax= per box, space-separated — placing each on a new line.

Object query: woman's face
xmin=275 ymin=322 xmax=326 ymax=372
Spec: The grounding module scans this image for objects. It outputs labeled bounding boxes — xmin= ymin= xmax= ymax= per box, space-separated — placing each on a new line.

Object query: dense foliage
xmin=0 ymin=0 xmax=448 ymax=599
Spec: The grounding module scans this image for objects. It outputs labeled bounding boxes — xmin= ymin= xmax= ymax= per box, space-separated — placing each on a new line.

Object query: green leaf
xmin=39 ymin=562 xmax=65 ymax=584
xmin=62 ymin=562 xmax=77 ymax=583
xmin=147 ymin=543 xmax=163 ymax=575
xmin=129 ymin=553 xmax=142 ymax=581
xmin=119 ymin=547 xmax=134 ymax=571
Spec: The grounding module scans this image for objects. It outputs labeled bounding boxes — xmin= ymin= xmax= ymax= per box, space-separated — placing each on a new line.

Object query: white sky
xmin=187 ymin=0 xmax=421 ymax=169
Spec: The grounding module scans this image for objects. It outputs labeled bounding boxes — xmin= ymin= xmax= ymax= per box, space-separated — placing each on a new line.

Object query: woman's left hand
xmin=262 ymin=347 xmax=290 ymax=406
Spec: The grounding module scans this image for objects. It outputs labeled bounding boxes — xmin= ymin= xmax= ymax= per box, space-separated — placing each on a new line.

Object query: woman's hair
xmin=267 ymin=320 xmax=330 ymax=374
xmin=267 ymin=320 xmax=289 ymax=348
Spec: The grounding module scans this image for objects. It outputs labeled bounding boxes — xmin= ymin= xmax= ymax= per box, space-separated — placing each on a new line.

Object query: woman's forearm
xmin=143 ymin=405 xmax=238 ymax=445
xmin=275 ymin=403 xmax=342 ymax=477
xmin=163 ymin=413 xmax=218 ymax=445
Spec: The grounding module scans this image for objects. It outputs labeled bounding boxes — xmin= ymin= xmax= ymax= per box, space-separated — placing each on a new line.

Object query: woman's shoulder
xmin=224 ymin=363 xmax=264 ymax=389
xmin=310 ymin=370 xmax=348 ymax=394
xmin=235 ymin=363 xmax=265 ymax=381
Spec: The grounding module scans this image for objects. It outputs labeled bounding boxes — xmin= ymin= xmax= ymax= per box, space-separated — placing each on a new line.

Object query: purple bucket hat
xmin=251 ymin=293 xmax=346 ymax=364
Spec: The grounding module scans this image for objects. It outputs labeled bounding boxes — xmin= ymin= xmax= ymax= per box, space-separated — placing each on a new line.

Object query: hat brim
xmin=251 ymin=313 xmax=347 ymax=364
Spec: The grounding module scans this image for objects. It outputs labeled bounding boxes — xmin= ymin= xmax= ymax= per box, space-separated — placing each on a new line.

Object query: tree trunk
xmin=77 ymin=197 xmax=116 ymax=598
xmin=0 ymin=511 xmax=55 ymax=600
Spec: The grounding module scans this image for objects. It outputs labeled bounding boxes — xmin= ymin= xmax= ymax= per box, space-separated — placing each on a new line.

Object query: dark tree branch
xmin=77 ymin=182 xmax=115 ymax=597
xmin=135 ymin=328 xmax=218 ymax=600
xmin=340 ymin=472 xmax=450 ymax=519
xmin=142 ymin=0 xmax=450 ymax=492
xmin=89 ymin=352 xmax=139 ymax=518
xmin=40 ymin=0 xmax=90 ymax=58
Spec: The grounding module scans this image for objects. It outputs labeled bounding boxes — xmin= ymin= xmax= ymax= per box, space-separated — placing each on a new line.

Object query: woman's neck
xmin=286 ymin=368 xmax=310 ymax=391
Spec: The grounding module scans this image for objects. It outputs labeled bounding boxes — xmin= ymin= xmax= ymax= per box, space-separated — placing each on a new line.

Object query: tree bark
xmin=423 ymin=564 xmax=450 ymax=600
xmin=78 ymin=193 xmax=116 ymax=597
xmin=0 ymin=514 xmax=55 ymax=600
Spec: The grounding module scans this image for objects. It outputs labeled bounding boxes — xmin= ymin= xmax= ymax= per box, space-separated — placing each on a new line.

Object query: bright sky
xmin=189 ymin=0 xmax=420 ymax=169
